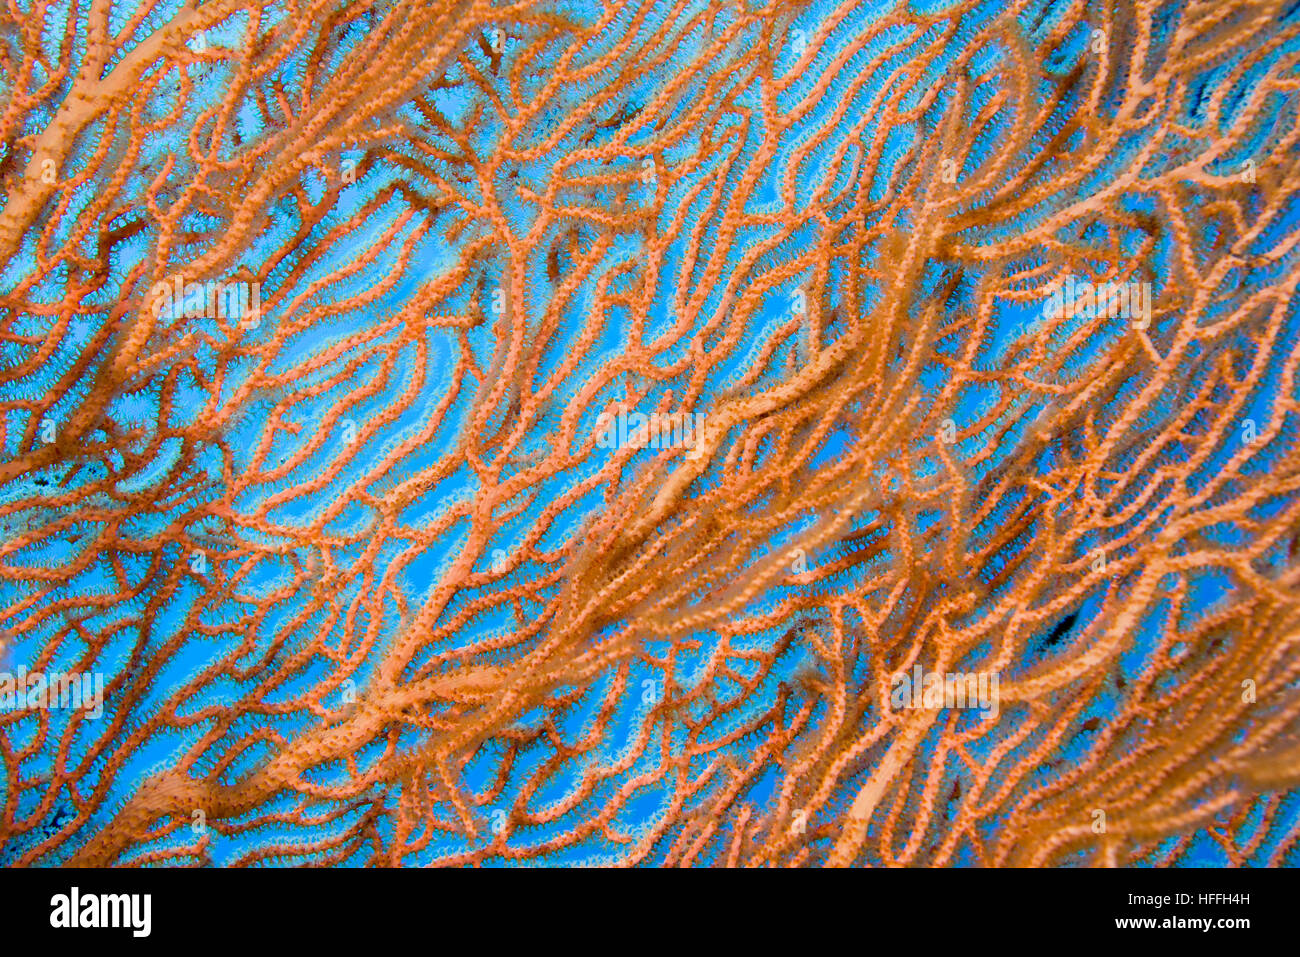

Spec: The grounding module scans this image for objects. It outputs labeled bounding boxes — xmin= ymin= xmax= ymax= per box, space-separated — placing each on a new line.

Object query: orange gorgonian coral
xmin=1 ymin=0 xmax=1299 ymax=868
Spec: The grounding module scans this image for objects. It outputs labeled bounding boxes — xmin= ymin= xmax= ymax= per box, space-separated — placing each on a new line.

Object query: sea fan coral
xmin=1 ymin=0 xmax=1299 ymax=868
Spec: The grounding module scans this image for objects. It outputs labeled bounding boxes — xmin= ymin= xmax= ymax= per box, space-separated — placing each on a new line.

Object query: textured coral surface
xmin=1 ymin=0 xmax=1299 ymax=867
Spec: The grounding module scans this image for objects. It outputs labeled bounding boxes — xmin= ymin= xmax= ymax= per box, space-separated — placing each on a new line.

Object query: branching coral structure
xmin=1 ymin=0 xmax=1299 ymax=868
